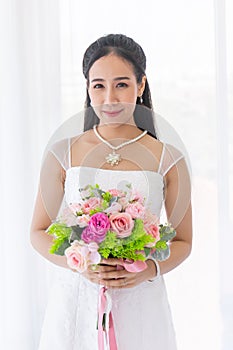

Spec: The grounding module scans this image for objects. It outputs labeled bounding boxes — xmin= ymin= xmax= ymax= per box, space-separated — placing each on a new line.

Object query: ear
xmin=137 ymin=75 xmax=147 ymax=97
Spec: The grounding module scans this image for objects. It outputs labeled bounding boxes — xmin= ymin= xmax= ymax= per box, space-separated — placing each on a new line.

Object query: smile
xmin=101 ymin=109 xmax=124 ymax=117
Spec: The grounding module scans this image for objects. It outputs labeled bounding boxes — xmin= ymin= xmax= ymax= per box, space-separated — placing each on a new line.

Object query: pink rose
xmin=82 ymin=197 xmax=101 ymax=214
xmin=75 ymin=214 xmax=90 ymax=227
xmin=108 ymin=189 xmax=125 ymax=197
xmin=118 ymin=197 xmax=129 ymax=209
xmin=109 ymin=212 xmax=134 ymax=238
xmin=145 ymin=224 xmax=160 ymax=247
xmin=125 ymin=202 xmax=145 ymax=219
xmin=81 ymin=212 xmax=110 ymax=243
xmin=68 ymin=203 xmax=82 ymax=214
xmin=58 ymin=207 xmax=78 ymax=227
xmin=129 ymin=189 xmax=144 ymax=204
xmin=65 ymin=241 xmax=89 ymax=273
xmin=143 ymin=209 xmax=159 ymax=227
xmin=65 ymin=241 xmax=101 ymax=272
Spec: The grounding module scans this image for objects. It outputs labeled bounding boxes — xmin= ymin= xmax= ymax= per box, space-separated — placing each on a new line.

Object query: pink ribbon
xmin=118 ymin=259 xmax=147 ymax=273
xmin=98 ymin=286 xmax=117 ymax=350
xmin=97 ymin=260 xmax=147 ymax=349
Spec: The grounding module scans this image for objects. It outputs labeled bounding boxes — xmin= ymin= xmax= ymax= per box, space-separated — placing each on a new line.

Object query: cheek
xmin=88 ymin=91 xmax=102 ymax=107
xmin=125 ymin=87 xmax=139 ymax=102
xmin=122 ymin=90 xmax=135 ymax=101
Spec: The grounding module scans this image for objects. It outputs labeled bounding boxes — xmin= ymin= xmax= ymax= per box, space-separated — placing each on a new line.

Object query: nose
xmin=104 ymin=87 xmax=118 ymax=105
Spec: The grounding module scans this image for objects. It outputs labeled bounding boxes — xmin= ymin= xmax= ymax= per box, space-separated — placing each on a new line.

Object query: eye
xmin=116 ymin=82 xmax=128 ymax=88
xmin=93 ymin=83 xmax=104 ymax=89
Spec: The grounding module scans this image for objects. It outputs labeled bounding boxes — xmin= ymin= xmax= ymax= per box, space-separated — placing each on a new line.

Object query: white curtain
xmin=0 ymin=1 xmax=62 ymax=349
xmin=0 ymin=0 xmax=232 ymax=349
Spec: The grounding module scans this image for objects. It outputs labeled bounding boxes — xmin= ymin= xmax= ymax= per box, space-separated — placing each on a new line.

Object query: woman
xmin=30 ymin=34 xmax=192 ymax=349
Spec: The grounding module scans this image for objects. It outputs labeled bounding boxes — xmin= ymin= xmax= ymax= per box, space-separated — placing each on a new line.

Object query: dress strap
xmin=48 ymin=138 xmax=71 ymax=171
xmin=68 ymin=137 xmax=71 ymax=168
xmin=158 ymin=143 xmax=185 ymax=177
xmin=157 ymin=142 xmax=166 ymax=175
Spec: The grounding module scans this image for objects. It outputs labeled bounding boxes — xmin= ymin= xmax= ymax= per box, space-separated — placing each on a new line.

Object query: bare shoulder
xmin=142 ymin=133 xmax=164 ymax=159
xmin=70 ymin=129 xmax=99 ymax=167
xmin=70 ymin=129 xmax=96 ymax=147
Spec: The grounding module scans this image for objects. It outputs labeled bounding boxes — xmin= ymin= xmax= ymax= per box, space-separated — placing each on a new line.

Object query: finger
xmin=99 ymin=269 xmax=128 ymax=280
xmin=82 ymin=272 xmax=102 ymax=285
xmin=101 ymin=258 xmax=125 ymax=266
xmin=87 ymin=265 xmax=99 ymax=272
xmin=97 ymin=265 xmax=118 ymax=273
xmin=87 ymin=264 xmax=118 ymax=275
xmin=107 ymin=279 xmax=138 ymax=289
xmin=87 ymin=264 xmax=112 ymax=273
xmin=99 ymin=278 xmax=124 ymax=287
xmin=100 ymin=277 xmax=132 ymax=288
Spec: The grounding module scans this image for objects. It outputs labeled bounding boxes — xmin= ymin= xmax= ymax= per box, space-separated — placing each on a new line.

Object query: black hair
xmin=82 ymin=34 xmax=158 ymax=139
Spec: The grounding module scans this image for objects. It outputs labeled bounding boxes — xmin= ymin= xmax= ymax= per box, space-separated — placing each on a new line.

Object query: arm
xmin=156 ymin=156 xmax=192 ymax=275
xmin=30 ymin=151 xmax=69 ymax=269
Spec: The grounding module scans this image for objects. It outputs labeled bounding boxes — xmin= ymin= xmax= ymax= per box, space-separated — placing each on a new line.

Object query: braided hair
xmin=82 ymin=34 xmax=157 ymax=139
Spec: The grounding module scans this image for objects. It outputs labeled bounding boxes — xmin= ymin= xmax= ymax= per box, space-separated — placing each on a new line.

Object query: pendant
xmin=106 ymin=151 xmax=121 ymax=166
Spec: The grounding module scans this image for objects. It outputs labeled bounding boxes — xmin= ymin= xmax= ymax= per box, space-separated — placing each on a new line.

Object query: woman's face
xmin=87 ymin=53 xmax=146 ymax=126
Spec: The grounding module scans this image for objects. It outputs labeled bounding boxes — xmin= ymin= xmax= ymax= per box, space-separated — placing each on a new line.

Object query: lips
xmin=101 ymin=109 xmax=124 ymax=117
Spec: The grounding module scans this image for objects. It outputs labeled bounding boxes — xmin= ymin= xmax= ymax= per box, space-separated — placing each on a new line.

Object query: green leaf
xmin=50 ymin=238 xmax=70 ymax=255
xmin=109 ymin=196 xmax=118 ymax=206
xmin=102 ymin=191 xmax=113 ymax=202
xmin=151 ymin=246 xmax=170 ymax=261
xmin=89 ymin=207 xmax=102 ymax=215
xmin=144 ymin=247 xmax=151 ymax=257
xmin=98 ymin=227 xmax=154 ymax=261
xmin=70 ymin=225 xmax=84 ymax=242
xmin=159 ymin=224 xmax=176 ymax=242
xmin=101 ymin=200 xmax=109 ymax=210
xmin=123 ymin=219 xmax=147 ymax=243
xmin=46 ymin=222 xmax=72 ymax=238
xmin=155 ymin=240 xmax=168 ymax=250
xmin=46 ymin=223 xmax=72 ymax=256
xmin=160 ymin=230 xmax=176 ymax=242
xmin=99 ymin=231 xmax=118 ymax=250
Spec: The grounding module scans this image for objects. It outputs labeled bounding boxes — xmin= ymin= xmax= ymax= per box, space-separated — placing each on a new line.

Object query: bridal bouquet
xmin=46 ymin=183 xmax=176 ymax=273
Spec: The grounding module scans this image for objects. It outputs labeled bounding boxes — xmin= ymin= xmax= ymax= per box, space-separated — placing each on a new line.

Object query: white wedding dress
xmin=38 ymin=138 xmax=184 ymax=350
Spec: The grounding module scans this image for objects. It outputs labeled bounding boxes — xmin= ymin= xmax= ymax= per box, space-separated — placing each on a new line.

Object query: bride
xmin=30 ymin=33 xmax=192 ymax=349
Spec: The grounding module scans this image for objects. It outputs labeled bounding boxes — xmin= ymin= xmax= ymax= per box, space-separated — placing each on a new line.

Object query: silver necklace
xmin=93 ymin=124 xmax=147 ymax=166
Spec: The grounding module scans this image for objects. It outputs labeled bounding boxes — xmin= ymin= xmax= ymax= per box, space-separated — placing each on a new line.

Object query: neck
xmin=95 ymin=122 xmax=143 ymax=140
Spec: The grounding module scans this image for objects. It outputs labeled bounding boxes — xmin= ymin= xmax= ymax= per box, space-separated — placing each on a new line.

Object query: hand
xmin=81 ymin=261 xmax=119 ymax=285
xmin=81 ymin=258 xmax=157 ymax=289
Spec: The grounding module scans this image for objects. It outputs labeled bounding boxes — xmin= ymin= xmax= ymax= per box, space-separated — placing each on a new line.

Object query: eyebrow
xmin=90 ymin=76 xmax=131 ymax=83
